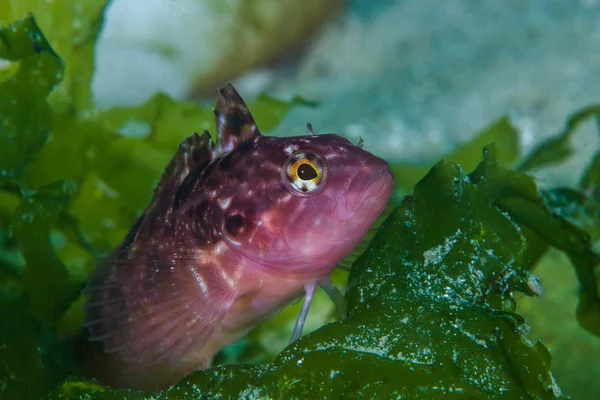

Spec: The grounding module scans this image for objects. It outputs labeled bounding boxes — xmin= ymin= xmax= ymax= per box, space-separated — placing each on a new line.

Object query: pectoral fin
xmin=83 ymin=249 xmax=236 ymax=366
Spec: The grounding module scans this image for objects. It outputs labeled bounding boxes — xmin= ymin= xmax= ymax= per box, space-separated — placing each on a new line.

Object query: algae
xmin=0 ymin=16 xmax=62 ymax=184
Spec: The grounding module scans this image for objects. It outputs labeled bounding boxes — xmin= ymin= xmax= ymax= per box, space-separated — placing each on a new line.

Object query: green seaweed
xmin=16 ymin=180 xmax=80 ymax=325
xmin=0 ymin=16 xmax=63 ymax=184
xmin=510 ymin=104 xmax=600 ymax=337
xmin=1 ymin=6 xmax=600 ymax=400
xmin=1 ymin=0 xmax=109 ymax=111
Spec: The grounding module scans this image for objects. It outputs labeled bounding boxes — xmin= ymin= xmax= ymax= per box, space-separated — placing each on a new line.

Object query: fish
xmin=82 ymin=84 xmax=394 ymax=391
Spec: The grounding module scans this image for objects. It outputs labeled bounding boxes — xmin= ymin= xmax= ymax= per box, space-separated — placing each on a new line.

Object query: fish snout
xmin=339 ymin=156 xmax=394 ymax=221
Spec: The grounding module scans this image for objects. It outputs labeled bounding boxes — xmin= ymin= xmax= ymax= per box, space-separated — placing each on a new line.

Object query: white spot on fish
xmin=284 ymin=144 xmax=299 ymax=155
xmin=218 ymin=113 xmax=226 ymax=128
xmin=278 ymin=193 xmax=293 ymax=204
xmin=219 ymin=265 xmax=242 ymax=289
xmin=261 ymin=211 xmax=276 ymax=230
xmin=302 ymin=180 xmax=318 ymax=191
xmin=219 ymin=267 xmax=237 ymax=289
xmin=213 ymin=242 xmax=226 ymax=256
xmin=190 ymin=268 xmax=209 ymax=294
xmin=222 ymin=142 xmax=234 ymax=153
xmin=218 ymin=196 xmax=233 ymax=210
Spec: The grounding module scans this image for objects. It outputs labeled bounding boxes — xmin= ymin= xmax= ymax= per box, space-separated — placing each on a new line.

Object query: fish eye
xmin=296 ymin=161 xmax=318 ymax=181
xmin=283 ymin=151 xmax=326 ymax=195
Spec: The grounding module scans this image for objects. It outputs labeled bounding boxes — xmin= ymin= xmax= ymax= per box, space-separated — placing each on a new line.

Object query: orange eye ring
xmin=283 ymin=151 xmax=326 ymax=196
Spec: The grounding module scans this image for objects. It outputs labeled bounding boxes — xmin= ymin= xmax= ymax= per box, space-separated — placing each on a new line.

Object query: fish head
xmin=218 ymin=133 xmax=394 ymax=276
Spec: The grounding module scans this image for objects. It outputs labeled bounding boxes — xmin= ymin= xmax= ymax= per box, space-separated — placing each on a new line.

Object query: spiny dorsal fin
xmin=153 ymin=131 xmax=214 ymax=202
xmin=213 ymin=84 xmax=261 ymax=156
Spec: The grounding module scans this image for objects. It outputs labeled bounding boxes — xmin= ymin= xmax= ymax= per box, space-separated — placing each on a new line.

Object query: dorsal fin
xmin=153 ymin=131 xmax=214 ymax=202
xmin=148 ymin=85 xmax=256 ymax=210
xmin=213 ymin=84 xmax=261 ymax=156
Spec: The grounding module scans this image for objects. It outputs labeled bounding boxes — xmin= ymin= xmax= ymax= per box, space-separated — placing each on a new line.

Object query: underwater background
xmin=1 ymin=0 xmax=599 ymax=398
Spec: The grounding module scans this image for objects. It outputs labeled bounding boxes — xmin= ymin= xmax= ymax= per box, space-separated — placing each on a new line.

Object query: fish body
xmin=83 ymin=84 xmax=394 ymax=390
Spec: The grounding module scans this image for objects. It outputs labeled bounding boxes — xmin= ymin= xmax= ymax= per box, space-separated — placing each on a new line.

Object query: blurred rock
xmin=265 ymin=0 xmax=600 ymax=184
xmin=92 ymin=0 xmax=344 ymax=107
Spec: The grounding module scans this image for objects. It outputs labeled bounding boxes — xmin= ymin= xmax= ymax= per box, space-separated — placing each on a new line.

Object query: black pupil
xmin=297 ymin=163 xmax=318 ymax=181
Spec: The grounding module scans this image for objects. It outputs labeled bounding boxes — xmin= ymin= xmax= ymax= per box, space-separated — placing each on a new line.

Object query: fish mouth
xmin=338 ymin=157 xmax=394 ymax=221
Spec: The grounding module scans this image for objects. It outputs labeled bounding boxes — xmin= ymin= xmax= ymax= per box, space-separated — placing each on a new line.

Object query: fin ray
xmin=151 ymin=132 xmax=214 ymax=211
xmin=213 ymin=84 xmax=261 ymax=155
xmin=84 ymin=247 xmax=236 ymax=365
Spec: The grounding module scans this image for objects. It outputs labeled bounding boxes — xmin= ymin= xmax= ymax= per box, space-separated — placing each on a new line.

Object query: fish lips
xmin=338 ymin=156 xmax=394 ymax=222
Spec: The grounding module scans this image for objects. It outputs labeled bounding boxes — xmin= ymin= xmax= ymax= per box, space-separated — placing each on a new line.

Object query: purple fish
xmin=83 ymin=84 xmax=394 ymax=390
